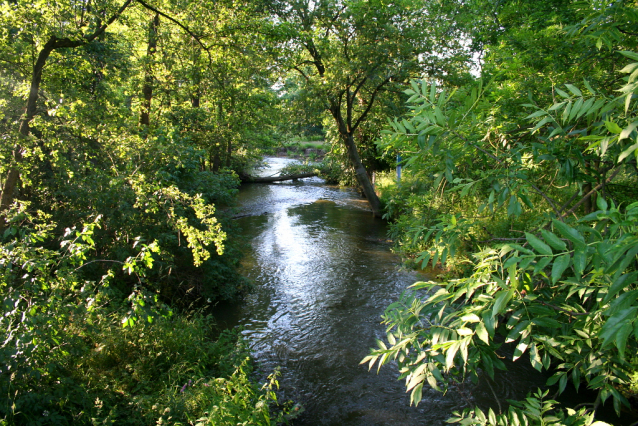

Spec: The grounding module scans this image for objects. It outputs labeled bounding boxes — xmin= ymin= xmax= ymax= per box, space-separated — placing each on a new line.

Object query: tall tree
xmin=140 ymin=12 xmax=160 ymax=126
xmin=267 ymin=0 xmax=470 ymax=215
xmin=0 ymin=0 xmax=133 ymax=229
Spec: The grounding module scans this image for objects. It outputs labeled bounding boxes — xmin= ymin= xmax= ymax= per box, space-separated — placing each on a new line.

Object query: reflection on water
xmin=215 ymin=158 xmax=546 ymax=425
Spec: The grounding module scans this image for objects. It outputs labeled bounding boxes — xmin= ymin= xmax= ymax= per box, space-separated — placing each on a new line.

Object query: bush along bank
xmin=0 ymin=206 xmax=289 ymax=426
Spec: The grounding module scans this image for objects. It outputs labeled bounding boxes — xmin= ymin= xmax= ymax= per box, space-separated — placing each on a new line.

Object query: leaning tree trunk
xmin=343 ymin=132 xmax=382 ymax=216
xmin=0 ymin=0 xmax=133 ymax=231
xmin=0 ymin=41 xmax=55 ymax=220
xmin=330 ymin=104 xmax=382 ymax=217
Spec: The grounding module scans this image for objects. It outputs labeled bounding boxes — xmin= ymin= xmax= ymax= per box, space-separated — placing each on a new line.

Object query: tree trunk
xmin=225 ymin=139 xmax=232 ymax=168
xmin=344 ymin=132 xmax=381 ymax=216
xmin=191 ymin=88 xmax=200 ymax=108
xmin=329 ymin=103 xmax=382 ymax=217
xmin=213 ymin=149 xmax=221 ymax=172
xmin=0 ymin=37 xmax=58 ymax=230
xmin=0 ymin=0 xmax=133 ymax=230
xmin=140 ymin=13 xmax=160 ymax=126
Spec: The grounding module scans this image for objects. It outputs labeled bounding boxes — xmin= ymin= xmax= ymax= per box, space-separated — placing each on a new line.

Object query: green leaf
xmin=482 ymin=311 xmax=496 ymax=337
xmin=604 ymin=272 xmax=638 ymax=304
xmin=457 ymin=327 xmax=473 ymax=336
xmin=507 ymin=196 xmax=522 ymax=217
xmin=572 ymin=245 xmax=587 ymax=276
xmin=600 ymin=307 xmax=638 ymax=348
xmin=565 ymin=84 xmax=582 ymax=97
xmin=552 ymin=220 xmax=585 ymax=245
xmin=410 ymin=382 xmax=423 ymax=406
xmin=531 ymin=116 xmax=550 ymax=133
xmin=540 ymin=229 xmax=567 ymax=251
xmin=616 ymin=323 xmax=633 ymax=359
xmin=461 ymin=313 xmax=481 ymax=323
xmin=555 ymin=87 xmax=570 ymax=98
xmin=597 ymin=197 xmax=608 ymax=211
xmin=549 ymin=101 xmax=567 ymax=111
xmin=492 ymin=289 xmax=514 ymax=317
xmin=476 ymin=322 xmax=489 ymax=344
xmin=531 ymin=317 xmax=561 ymax=328
xmin=620 ymin=51 xmax=638 ymax=61
xmin=533 ymin=256 xmax=552 ymax=274
xmin=618 ymin=143 xmax=638 ymax=163
xmin=529 ymin=343 xmax=542 ymax=371
xmin=446 ymin=341 xmax=461 ymax=369
xmin=525 ymin=232 xmax=552 ymax=256
xmin=620 ymin=120 xmax=638 ymax=141
xmin=551 ymin=254 xmax=571 ymax=284
xmin=519 ymin=193 xmax=534 ymax=209
xmin=488 ymin=408 xmax=497 ymax=425
xmin=604 ymin=120 xmax=622 ymax=134
xmin=569 ymin=97 xmax=583 ymax=121
xmin=513 ymin=340 xmax=529 ymax=361
xmin=526 ymin=110 xmax=547 ymax=119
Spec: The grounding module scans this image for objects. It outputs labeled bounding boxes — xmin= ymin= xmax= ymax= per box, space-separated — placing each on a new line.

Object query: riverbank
xmin=272 ymin=140 xmax=328 ymax=160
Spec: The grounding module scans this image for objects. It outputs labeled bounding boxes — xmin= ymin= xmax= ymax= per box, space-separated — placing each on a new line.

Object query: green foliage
xmin=0 ymin=207 xmax=284 ymax=425
xmin=448 ymin=389 xmax=611 ymax=426
xmin=278 ymin=162 xmax=318 ymax=176
xmin=368 ymin=9 xmax=638 ymax=421
xmin=364 ymin=202 xmax=638 ymax=414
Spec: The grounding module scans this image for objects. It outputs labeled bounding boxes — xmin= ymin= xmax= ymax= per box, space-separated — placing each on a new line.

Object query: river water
xmin=215 ymin=157 xmax=548 ymax=425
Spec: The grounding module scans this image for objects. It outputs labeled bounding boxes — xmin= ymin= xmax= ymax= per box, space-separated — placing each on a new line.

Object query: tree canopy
xmin=1 ymin=0 xmax=638 ymax=424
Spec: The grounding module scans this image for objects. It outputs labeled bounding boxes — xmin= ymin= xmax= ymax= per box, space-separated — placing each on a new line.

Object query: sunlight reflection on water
xmin=214 ymin=158 xmax=547 ymax=425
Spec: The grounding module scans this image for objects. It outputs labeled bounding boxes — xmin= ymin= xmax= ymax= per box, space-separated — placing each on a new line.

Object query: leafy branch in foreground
xmin=448 ymin=389 xmax=610 ymax=426
xmin=366 ymin=50 xmax=638 ymax=424
xmin=363 ymin=201 xmax=638 ymax=416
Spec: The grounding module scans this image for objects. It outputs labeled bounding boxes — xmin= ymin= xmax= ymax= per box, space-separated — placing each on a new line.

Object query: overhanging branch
xmin=135 ymin=0 xmax=213 ymax=65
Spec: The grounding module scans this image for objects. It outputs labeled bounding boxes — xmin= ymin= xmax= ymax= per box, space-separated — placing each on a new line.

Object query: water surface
xmin=216 ymin=157 xmax=546 ymax=425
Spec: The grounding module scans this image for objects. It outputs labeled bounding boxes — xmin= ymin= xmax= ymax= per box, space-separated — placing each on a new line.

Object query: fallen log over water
xmin=241 ymin=172 xmax=318 ymax=183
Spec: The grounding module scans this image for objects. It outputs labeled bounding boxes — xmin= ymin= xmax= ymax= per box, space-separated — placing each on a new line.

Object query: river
xmin=214 ymin=157 xmax=549 ymax=425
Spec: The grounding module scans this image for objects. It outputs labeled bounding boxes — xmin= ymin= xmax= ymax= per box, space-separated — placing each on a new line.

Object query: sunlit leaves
xmin=364 ymin=200 xmax=638 ymax=417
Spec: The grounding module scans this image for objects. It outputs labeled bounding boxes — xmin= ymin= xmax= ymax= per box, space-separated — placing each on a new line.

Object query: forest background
xmin=1 ymin=0 xmax=638 ymax=424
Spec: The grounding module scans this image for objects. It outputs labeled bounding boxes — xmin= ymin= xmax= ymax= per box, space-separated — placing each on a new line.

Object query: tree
xmin=0 ymin=0 xmax=133 ymax=230
xmin=266 ymin=0 xmax=471 ymax=216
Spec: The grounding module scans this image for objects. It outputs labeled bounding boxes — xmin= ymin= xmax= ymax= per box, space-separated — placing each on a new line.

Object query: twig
xmin=559 ymin=166 xmax=622 ymax=219
xmin=573 ymin=402 xmax=595 ymax=410
xmin=74 ymin=259 xmax=124 ymax=271
xmin=479 ymin=237 xmax=527 ymax=243
xmin=454 ymin=131 xmax=561 ymax=215
xmin=539 ymin=301 xmax=590 ymax=317
xmin=134 ymin=0 xmax=212 ymax=66
xmin=529 ymin=183 xmax=561 ymax=216
xmin=485 ymin=377 xmax=503 ymax=414
xmin=558 ymin=189 xmax=580 ymax=214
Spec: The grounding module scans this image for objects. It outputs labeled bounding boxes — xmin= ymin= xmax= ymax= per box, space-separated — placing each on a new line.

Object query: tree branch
xmin=352 ymin=76 xmax=391 ymax=131
xmin=134 ymin=0 xmax=212 ymax=64
xmin=85 ymin=0 xmax=134 ymax=43
xmin=453 ymin=130 xmax=562 ymax=215
xmin=293 ymin=66 xmax=310 ymax=82
xmin=559 ymin=166 xmax=622 ymax=219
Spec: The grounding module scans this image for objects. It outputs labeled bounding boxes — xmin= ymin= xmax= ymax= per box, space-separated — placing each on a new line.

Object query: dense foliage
xmin=0 ymin=0 xmax=286 ymax=424
xmin=2 ymin=0 xmax=638 ymax=423
xmin=364 ymin=1 xmax=638 ymax=424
